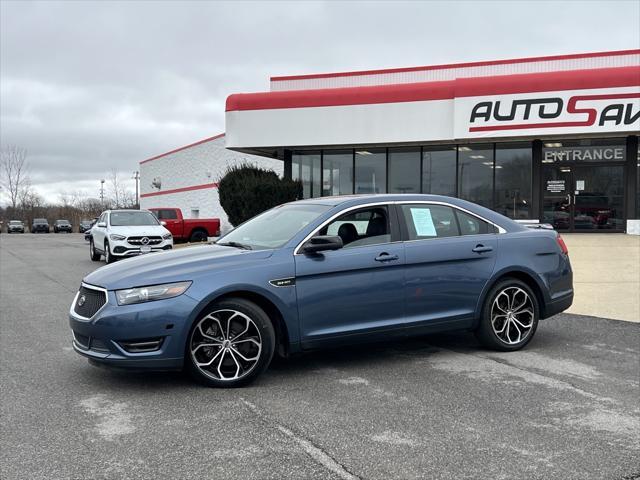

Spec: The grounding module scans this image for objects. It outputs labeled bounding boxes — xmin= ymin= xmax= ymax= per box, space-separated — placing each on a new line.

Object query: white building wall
xmin=140 ymin=135 xmax=282 ymax=233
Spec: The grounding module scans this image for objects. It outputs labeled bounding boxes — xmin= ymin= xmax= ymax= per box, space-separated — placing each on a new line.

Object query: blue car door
xmin=398 ymin=203 xmax=498 ymax=329
xmin=294 ymin=204 xmax=405 ymax=347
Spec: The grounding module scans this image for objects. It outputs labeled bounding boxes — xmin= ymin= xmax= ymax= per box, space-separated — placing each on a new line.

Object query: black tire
xmin=104 ymin=241 xmax=116 ymax=264
xmin=475 ymin=278 xmax=539 ymax=352
xmin=89 ymin=239 xmax=101 ymax=261
xmin=186 ymin=298 xmax=276 ymax=388
xmin=189 ymin=229 xmax=208 ymax=243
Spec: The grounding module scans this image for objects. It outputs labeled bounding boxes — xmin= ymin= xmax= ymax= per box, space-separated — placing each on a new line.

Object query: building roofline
xmin=139 ymin=132 xmax=225 ymax=165
xmin=270 ymin=49 xmax=640 ymax=82
xmin=228 ymin=66 xmax=640 ymax=112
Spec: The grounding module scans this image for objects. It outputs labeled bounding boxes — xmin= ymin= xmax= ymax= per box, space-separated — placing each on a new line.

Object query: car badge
xmin=78 ymin=295 xmax=86 ymax=307
xmin=141 ymin=237 xmax=150 ymax=245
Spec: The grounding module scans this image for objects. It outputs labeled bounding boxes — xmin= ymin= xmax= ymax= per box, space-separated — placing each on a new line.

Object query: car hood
xmin=109 ymin=225 xmax=169 ymax=236
xmin=84 ymin=245 xmax=274 ymax=290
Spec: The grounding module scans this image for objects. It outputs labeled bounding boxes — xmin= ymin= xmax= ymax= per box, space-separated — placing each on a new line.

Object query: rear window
xmin=155 ymin=209 xmax=178 ymax=220
xmin=400 ymin=204 xmax=497 ymax=240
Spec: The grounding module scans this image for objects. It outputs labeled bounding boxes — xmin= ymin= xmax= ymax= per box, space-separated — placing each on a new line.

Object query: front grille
xmin=73 ymin=285 xmax=107 ymax=319
xmin=127 ymin=236 xmax=162 ymax=246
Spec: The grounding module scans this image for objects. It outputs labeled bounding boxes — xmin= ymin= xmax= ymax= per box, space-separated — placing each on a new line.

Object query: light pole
xmin=132 ymin=170 xmax=140 ymax=207
xmin=100 ymin=179 xmax=105 ymax=207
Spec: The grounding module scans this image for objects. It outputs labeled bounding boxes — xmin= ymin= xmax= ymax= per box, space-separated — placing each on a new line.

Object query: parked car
xmin=70 ymin=195 xmax=573 ymax=388
xmin=89 ymin=209 xmax=173 ymax=264
xmin=83 ymin=218 xmax=98 ymax=241
xmin=79 ymin=219 xmax=94 ymax=233
xmin=7 ymin=220 xmax=25 ymax=233
xmin=31 ymin=218 xmax=50 ymax=233
xmin=149 ymin=208 xmax=220 ymax=242
xmin=54 ymin=219 xmax=73 ymax=233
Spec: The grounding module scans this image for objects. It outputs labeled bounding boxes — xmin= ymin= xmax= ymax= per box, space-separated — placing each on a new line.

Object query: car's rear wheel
xmin=186 ymin=298 xmax=276 ymax=388
xmin=475 ymin=278 xmax=539 ymax=351
xmin=89 ymin=239 xmax=101 ymax=261
xmin=189 ymin=229 xmax=207 ymax=243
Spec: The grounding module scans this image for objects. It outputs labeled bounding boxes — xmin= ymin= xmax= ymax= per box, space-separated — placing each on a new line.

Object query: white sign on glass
xmin=410 ymin=208 xmax=436 ymax=236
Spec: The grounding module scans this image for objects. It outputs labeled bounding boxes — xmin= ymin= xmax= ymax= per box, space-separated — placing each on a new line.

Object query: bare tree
xmin=108 ymin=168 xmax=121 ymax=208
xmin=0 ymin=145 xmax=30 ymax=209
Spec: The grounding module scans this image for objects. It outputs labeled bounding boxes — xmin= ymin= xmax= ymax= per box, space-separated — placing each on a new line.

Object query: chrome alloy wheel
xmin=190 ymin=309 xmax=262 ymax=381
xmin=491 ymin=287 xmax=535 ymax=345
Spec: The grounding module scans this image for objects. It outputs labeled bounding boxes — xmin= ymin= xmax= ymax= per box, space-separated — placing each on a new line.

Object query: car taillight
xmin=556 ymin=234 xmax=568 ymax=255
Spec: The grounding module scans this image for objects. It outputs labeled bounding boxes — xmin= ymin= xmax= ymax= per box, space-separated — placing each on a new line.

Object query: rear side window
xmin=400 ymin=205 xmax=459 ymax=240
xmin=456 ymin=210 xmax=496 ymax=235
xmin=156 ymin=209 xmax=178 ymax=220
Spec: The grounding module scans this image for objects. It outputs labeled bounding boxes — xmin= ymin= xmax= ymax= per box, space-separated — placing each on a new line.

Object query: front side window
xmin=218 ymin=204 xmax=330 ymax=250
xmin=110 ymin=211 xmax=160 ymax=227
xmin=400 ymin=204 xmax=458 ymax=239
xmin=321 ymin=206 xmax=390 ymax=248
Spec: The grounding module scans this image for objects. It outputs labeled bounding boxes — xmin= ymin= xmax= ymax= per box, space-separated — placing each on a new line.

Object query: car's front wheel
xmin=104 ymin=241 xmax=116 ymax=264
xmin=89 ymin=239 xmax=101 ymax=261
xmin=186 ymin=298 xmax=276 ymax=388
xmin=475 ymin=278 xmax=539 ymax=351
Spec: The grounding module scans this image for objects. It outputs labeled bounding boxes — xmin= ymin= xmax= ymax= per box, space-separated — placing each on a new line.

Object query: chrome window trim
xmin=293 ymin=200 xmax=505 ymax=255
xmin=69 ymin=282 xmax=109 ymax=321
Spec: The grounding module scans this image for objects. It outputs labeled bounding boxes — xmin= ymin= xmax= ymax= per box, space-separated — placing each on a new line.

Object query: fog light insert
xmin=118 ymin=337 xmax=164 ymax=353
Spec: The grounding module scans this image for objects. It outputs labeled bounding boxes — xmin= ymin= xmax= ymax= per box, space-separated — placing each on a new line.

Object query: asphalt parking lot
xmin=1 ymin=233 xmax=638 ymax=480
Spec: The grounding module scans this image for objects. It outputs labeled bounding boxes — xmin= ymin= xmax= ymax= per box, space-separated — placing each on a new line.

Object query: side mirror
xmin=160 ymin=221 xmax=167 ymax=226
xmin=302 ymin=235 xmax=343 ymax=254
xmin=97 ymin=222 xmax=107 ymax=228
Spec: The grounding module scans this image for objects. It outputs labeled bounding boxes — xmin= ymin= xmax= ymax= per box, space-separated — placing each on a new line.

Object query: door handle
xmin=472 ymin=245 xmax=493 ymax=253
xmin=375 ymin=253 xmax=399 ymax=262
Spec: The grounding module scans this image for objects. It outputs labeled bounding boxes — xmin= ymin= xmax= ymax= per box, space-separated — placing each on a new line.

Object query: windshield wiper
xmin=216 ymin=241 xmax=253 ymax=250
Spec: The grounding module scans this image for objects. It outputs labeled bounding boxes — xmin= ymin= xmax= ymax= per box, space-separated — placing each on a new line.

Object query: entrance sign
xmin=542 ymin=146 xmax=625 ymax=163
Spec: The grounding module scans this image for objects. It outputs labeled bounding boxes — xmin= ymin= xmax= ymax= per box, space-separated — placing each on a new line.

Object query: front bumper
xmin=110 ymin=238 xmax=173 ymax=257
xmin=69 ymin=288 xmax=197 ymax=370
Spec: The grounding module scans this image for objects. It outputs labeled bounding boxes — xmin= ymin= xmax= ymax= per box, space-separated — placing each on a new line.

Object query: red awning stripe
xmin=227 ymin=66 xmax=640 ymax=112
xmin=140 ymin=182 xmax=218 ymax=198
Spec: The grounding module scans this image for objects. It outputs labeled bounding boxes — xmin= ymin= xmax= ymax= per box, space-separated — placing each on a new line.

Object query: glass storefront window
xmin=422 ymin=146 xmax=456 ymax=196
xmin=542 ymin=138 xmax=626 ymax=163
xmin=458 ymin=144 xmax=493 ymax=208
xmin=388 ymin=148 xmax=420 ymax=194
xmin=494 ymin=142 xmax=532 ymax=219
xmin=637 ymin=138 xmax=640 ymax=219
xmin=323 ymin=150 xmax=353 ymax=196
xmin=292 ymin=152 xmax=321 ymax=198
xmin=355 ymin=149 xmax=386 ymax=194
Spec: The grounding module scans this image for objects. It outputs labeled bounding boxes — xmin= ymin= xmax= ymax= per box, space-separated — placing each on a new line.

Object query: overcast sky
xmin=1 ymin=0 xmax=639 ymax=204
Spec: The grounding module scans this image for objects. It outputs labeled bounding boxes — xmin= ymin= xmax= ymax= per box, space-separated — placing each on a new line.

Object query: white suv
xmin=90 ymin=209 xmax=173 ymax=263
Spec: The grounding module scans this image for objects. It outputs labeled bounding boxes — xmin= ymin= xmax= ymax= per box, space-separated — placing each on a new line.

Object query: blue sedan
xmin=69 ymin=195 xmax=573 ymax=387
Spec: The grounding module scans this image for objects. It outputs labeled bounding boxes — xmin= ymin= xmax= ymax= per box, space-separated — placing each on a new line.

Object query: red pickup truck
xmin=149 ymin=208 xmax=220 ymax=243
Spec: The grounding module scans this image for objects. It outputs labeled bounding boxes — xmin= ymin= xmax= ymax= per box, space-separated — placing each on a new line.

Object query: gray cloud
xmin=1 ymin=0 xmax=639 ymax=203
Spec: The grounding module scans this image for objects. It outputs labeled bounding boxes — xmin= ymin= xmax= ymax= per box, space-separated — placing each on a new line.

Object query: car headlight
xmin=110 ymin=234 xmax=126 ymax=241
xmin=115 ymin=281 xmax=192 ymax=306
xmin=162 ymin=233 xmax=172 ymax=240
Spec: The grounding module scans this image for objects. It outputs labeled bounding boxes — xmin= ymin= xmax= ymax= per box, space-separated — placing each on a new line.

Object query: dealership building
xmin=139 ymin=133 xmax=282 ymax=232
xmin=225 ymin=49 xmax=640 ymax=233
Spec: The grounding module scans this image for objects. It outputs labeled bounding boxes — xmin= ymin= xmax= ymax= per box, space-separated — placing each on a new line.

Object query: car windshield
xmin=217 ymin=203 xmax=330 ymax=250
xmin=57 ymin=220 xmax=70 ymax=224
xmin=110 ymin=211 xmax=159 ymax=226
xmin=34 ymin=219 xmax=47 ymax=223
xmin=9 ymin=221 xmax=22 ymax=225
